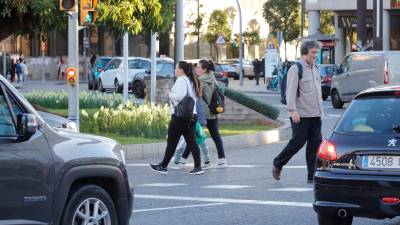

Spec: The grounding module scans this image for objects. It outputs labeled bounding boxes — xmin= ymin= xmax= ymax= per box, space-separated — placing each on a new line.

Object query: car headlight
xmin=120 ymin=149 xmax=126 ymax=165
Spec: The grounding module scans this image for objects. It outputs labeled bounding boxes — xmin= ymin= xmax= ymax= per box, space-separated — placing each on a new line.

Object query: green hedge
xmin=222 ymin=87 xmax=280 ymax=120
xmin=24 ymin=90 xmax=135 ymax=109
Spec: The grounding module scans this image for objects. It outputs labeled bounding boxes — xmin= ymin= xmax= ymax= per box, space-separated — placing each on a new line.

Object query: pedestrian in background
xmin=253 ymin=59 xmax=261 ymax=85
xmin=57 ymin=56 xmax=66 ymax=80
xmin=150 ymin=61 xmax=204 ymax=175
xmin=10 ymin=58 xmax=16 ymax=82
xmin=19 ymin=59 xmax=28 ymax=83
xmin=196 ymin=59 xmax=228 ymax=168
xmin=272 ymin=40 xmax=323 ymax=183
xmin=15 ymin=59 xmax=22 ymax=83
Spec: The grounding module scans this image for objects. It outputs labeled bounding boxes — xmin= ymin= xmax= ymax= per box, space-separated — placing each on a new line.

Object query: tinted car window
xmin=340 ymin=56 xmax=351 ymax=73
xmin=214 ymin=64 xmax=223 ymax=73
xmin=128 ymin=60 xmax=139 ymax=69
xmin=0 ymin=90 xmax=16 ymax=136
xmin=336 ymin=96 xmax=400 ymax=134
xmin=97 ymin=58 xmax=111 ymax=69
xmin=139 ymin=60 xmax=151 ymax=69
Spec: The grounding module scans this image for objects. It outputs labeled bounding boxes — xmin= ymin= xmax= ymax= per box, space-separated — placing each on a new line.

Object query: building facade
xmin=306 ymin=0 xmax=400 ymax=65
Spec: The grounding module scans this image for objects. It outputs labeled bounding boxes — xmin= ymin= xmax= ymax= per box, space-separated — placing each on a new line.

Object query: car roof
xmin=111 ymin=57 xmax=150 ymax=61
xmin=356 ymin=83 xmax=400 ymax=98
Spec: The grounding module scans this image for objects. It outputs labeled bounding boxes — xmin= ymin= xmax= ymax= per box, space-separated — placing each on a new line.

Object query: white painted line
xmin=269 ymin=188 xmax=313 ymax=192
xmin=133 ymin=203 xmax=227 ymax=213
xmin=138 ymin=183 xmax=188 ymax=187
xmin=135 ymin=194 xmax=313 ymax=208
xmin=326 ymin=114 xmax=341 ymax=117
xmin=203 ymin=185 xmax=253 ymax=189
xmin=127 ymin=164 xmax=264 ymax=168
xmin=127 ymin=163 xmax=149 ymax=167
xmin=229 ymin=165 xmax=263 ymax=168
xmin=285 ymin=166 xmax=307 ymax=169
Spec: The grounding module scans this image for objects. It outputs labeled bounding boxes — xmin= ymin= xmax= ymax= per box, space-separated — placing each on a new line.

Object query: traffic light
xmin=66 ymin=67 xmax=78 ymax=86
xmin=60 ymin=0 xmax=77 ymax=11
xmin=80 ymin=0 xmax=97 ymax=26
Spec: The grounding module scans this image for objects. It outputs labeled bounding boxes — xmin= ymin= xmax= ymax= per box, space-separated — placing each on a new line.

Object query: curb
xmin=122 ymin=124 xmax=292 ymax=160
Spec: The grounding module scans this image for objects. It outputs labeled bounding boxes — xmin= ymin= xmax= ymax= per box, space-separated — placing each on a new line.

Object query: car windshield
xmin=335 ymin=96 xmax=400 ymax=134
xmin=222 ymin=65 xmax=235 ymax=71
xmin=98 ymin=58 xmax=111 ymax=68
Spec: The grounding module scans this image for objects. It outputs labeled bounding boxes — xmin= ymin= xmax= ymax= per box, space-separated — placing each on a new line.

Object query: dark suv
xmin=314 ymin=85 xmax=400 ymax=225
xmin=0 ymin=76 xmax=133 ymax=224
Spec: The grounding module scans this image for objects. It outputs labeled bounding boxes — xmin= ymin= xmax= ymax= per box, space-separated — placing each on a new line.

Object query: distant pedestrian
xmin=196 ymin=59 xmax=228 ymax=168
xmin=57 ymin=56 xmax=66 ymax=80
xmin=15 ymin=59 xmax=22 ymax=83
xmin=10 ymin=58 xmax=16 ymax=82
xmin=150 ymin=61 xmax=204 ymax=175
xmin=19 ymin=59 xmax=28 ymax=82
xmin=272 ymin=40 xmax=323 ymax=183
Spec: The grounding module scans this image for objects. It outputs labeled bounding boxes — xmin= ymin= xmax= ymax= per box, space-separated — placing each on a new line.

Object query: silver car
xmin=331 ymin=51 xmax=400 ymax=108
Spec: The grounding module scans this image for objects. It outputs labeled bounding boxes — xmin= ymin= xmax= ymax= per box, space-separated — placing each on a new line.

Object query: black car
xmin=318 ymin=64 xmax=336 ymax=101
xmin=314 ymin=85 xmax=400 ymax=225
xmin=131 ymin=59 xmax=174 ymax=98
xmin=214 ymin=63 xmax=231 ymax=87
xmin=0 ymin=76 xmax=133 ymax=225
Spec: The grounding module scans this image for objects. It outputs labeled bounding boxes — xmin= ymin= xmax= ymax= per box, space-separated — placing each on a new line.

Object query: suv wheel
xmin=62 ymin=185 xmax=118 ymax=225
xmin=331 ymin=90 xmax=344 ymax=109
xmin=114 ymin=80 xmax=122 ymax=93
xmin=318 ymin=213 xmax=353 ymax=225
xmin=98 ymin=80 xmax=105 ymax=93
xmin=133 ymin=81 xmax=144 ymax=98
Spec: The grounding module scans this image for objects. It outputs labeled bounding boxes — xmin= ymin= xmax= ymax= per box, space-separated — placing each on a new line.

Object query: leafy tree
xmin=186 ymin=1 xmax=205 ymax=58
xmin=263 ymin=0 xmax=300 ymax=60
xmin=320 ymin=11 xmax=335 ymax=35
xmin=243 ymin=19 xmax=261 ymax=46
xmin=205 ymin=9 xmax=232 ymax=60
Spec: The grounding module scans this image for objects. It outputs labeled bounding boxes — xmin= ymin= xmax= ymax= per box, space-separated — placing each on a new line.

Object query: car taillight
xmin=222 ymin=71 xmax=228 ymax=78
xmin=384 ymin=58 xmax=389 ymax=84
xmin=382 ymin=197 xmax=400 ymax=204
xmin=323 ymin=76 xmax=332 ymax=83
xmin=317 ymin=140 xmax=337 ymax=161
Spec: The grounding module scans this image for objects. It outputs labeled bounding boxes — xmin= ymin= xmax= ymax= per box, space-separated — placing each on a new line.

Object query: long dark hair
xmin=198 ymin=59 xmax=215 ymax=73
xmin=178 ymin=61 xmax=201 ymax=97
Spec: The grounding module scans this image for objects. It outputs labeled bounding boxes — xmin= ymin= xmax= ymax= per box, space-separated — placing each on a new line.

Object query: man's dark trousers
xmin=273 ymin=117 xmax=322 ymax=180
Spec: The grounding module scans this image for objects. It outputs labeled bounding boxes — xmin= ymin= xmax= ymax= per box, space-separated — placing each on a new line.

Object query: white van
xmin=330 ymin=51 xmax=400 ymax=108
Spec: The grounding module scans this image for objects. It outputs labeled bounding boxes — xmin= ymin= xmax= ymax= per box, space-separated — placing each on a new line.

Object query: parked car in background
xmin=214 ymin=63 xmax=230 ymax=87
xmin=219 ymin=63 xmax=238 ymax=80
xmin=223 ymin=58 xmax=254 ymax=80
xmin=314 ymin=85 xmax=400 ymax=225
xmin=0 ymin=75 xmax=133 ymax=225
xmin=318 ymin=64 xmax=336 ymax=101
xmin=330 ymin=51 xmax=400 ymax=108
xmin=87 ymin=56 xmax=112 ymax=90
xmin=38 ymin=111 xmax=78 ymax=132
xmin=98 ymin=57 xmax=150 ymax=93
xmin=131 ymin=58 xmax=174 ymax=98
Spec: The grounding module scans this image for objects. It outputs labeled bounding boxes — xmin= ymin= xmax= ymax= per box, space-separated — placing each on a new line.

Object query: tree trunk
xmin=145 ymin=32 xmax=151 ymax=58
xmin=284 ymin=42 xmax=287 ymax=61
xmin=295 ymin=40 xmax=299 ymax=60
xmin=159 ymin=31 xmax=170 ymax=56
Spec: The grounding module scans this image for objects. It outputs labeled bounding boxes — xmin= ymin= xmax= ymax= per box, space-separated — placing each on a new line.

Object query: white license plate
xmin=362 ymin=155 xmax=400 ymax=169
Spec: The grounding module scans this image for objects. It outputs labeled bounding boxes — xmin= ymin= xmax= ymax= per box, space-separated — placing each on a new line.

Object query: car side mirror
xmin=16 ymin=114 xmax=38 ymax=140
xmin=145 ymin=69 xmax=150 ymax=74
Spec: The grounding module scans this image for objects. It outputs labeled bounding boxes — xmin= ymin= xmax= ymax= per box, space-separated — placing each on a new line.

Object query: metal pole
xmin=301 ymin=0 xmax=305 ymax=39
xmin=68 ymin=12 xmax=80 ymax=130
xmin=151 ymin=32 xmax=157 ymax=104
xmin=197 ymin=0 xmax=200 ymax=59
xmin=83 ymin=28 xmax=87 ymax=81
xmin=235 ymin=0 xmax=243 ymax=87
xmin=176 ymin=0 xmax=184 ymax=62
xmin=41 ymin=40 xmax=45 ymax=82
xmin=123 ymin=33 xmax=129 ymax=103
xmin=2 ymin=38 xmax=6 ymax=77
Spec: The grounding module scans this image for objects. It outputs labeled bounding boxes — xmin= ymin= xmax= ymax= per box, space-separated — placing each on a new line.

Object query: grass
xmin=38 ymin=107 xmax=276 ymax=145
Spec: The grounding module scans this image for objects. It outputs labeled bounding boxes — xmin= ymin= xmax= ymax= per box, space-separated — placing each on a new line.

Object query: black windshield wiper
xmin=393 ymin=125 xmax=400 ymax=133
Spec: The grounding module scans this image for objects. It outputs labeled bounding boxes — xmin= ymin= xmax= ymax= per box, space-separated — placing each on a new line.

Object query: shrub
xmin=24 ymin=90 xmax=135 ymax=109
xmin=81 ymin=102 xmax=170 ymax=139
xmin=222 ymin=86 xmax=280 ymax=120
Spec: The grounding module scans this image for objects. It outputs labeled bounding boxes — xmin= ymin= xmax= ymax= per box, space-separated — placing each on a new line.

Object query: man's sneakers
xmin=203 ymin=161 xmax=213 ymax=170
xmin=272 ymin=165 xmax=281 ymax=181
xmin=150 ymin=163 xmax=168 ymax=174
xmin=217 ymin=158 xmax=228 ymax=169
xmin=188 ymin=167 xmax=204 ymax=175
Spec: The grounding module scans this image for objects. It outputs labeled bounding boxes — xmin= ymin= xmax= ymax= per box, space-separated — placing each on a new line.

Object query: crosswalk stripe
xmin=133 ymin=203 xmax=228 ymax=213
xmin=135 ymin=194 xmax=313 ymax=208
xmin=203 ymin=185 xmax=253 ymax=189
xmin=269 ymin=188 xmax=313 ymax=192
xmin=138 ymin=183 xmax=187 ymax=187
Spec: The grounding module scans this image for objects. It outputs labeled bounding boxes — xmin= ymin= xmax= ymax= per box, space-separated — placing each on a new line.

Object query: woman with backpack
xmin=195 ymin=59 xmax=227 ymax=168
xmin=150 ymin=61 xmax=204 ymax=175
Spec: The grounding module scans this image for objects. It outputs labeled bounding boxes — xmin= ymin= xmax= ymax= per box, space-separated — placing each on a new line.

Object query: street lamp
xmin=234 ymin=0 xmax=244 ymax=87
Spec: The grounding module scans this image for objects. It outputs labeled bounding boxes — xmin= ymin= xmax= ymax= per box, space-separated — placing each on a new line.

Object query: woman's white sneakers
xmin=217 ymin=158 xmax=228 ymax=169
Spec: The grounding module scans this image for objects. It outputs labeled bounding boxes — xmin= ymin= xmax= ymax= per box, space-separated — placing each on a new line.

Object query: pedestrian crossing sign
xmin=216 ymin=35 xmax=226 ymax=45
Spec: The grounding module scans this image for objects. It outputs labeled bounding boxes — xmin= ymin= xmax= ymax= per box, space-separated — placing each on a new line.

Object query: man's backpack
xmin=208 ymin=86 xmax=225 ymax=114
xmin=280 ymin=62 xmax=303 ymax=105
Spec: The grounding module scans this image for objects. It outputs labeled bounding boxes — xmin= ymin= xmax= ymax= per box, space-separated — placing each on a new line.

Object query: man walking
xmin=272 ymin=40 xmax=323 ymax=183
